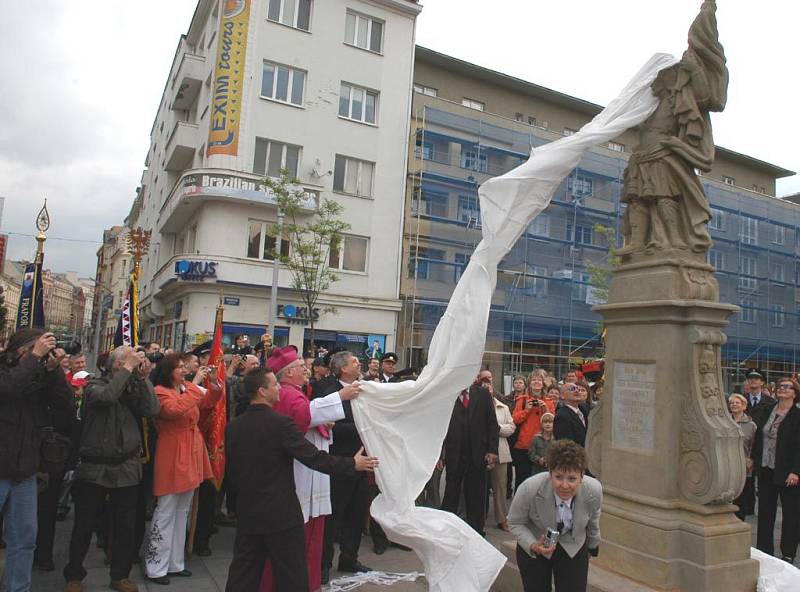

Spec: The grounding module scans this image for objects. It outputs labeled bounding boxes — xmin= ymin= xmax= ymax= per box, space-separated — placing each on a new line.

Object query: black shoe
xmin=390 ymin=542 xmax=412 ymax=552
xmin=338 ymin=560 xmax=371 ymax=573
xmin=321 ymin=567 xmax=330 ymax=584
xmin=147 ymin=576 xmax=170 ymax=585
xmin=195 ymin=545 xmax=212 ymax=557
xmin=168 ymin=569 xmax=192 ymax=577
xmin=373 ymin=540 xmax=388 ymax=555
xmin=35 ymin=558 xmax=55 ymax=571
xmin=781 ymin=556 xmax=795 ymax=564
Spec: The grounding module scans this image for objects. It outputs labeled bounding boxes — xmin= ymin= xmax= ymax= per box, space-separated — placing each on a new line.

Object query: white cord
xmin=325 ymin=571 xmax=423 ymax=591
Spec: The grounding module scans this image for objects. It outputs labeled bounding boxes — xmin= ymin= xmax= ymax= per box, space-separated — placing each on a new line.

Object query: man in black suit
xmin=554 ymin=382 xmax=589 ymax=447
xmin=224 ymin=368 xmax=378 ymax=592
xmin=440 ymin=370 xmax=500 ymax=535
xmin=744 ymin=370 xmax=776 ymax=425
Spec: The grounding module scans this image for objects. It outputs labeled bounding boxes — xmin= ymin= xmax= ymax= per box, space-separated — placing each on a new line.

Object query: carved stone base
xmin=594 ymin=487 xmax=758 ymax=592
xmin=609 ymin=257 xmax=719 ymax=303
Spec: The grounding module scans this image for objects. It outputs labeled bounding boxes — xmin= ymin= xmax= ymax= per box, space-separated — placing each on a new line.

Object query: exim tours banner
xmin=207 ymin=0 xmax=251 ymax=156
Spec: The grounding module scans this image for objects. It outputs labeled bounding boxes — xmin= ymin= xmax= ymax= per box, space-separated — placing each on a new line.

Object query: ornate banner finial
xmin=36 ymin=199 xmax=50 ymax=233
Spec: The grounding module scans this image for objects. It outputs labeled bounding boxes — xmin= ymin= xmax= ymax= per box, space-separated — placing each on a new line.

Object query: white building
xmin=130 ymin=0 xmax=422 ymax=353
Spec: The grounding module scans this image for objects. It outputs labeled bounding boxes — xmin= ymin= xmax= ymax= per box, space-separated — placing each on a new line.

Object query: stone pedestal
xmin=587 ymin=259 xmax=759 ymax=591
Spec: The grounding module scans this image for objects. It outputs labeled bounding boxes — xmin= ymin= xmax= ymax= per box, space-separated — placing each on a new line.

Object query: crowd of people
xmin=0 ymin=325 xmax=798 ymax=592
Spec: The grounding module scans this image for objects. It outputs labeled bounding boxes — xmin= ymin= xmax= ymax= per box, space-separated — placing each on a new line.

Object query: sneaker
xmin=109 ymin=579 xmax=139 ymax=592
xmin=64 ymin=581 xmax=85 ymax=592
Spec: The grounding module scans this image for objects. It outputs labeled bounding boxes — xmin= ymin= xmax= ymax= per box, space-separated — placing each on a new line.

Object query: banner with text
xmin=207 ymin=0 xmax=251 ymax=156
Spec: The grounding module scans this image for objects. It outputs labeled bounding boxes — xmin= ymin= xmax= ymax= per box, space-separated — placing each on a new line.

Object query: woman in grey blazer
xmin=508 ymin=440 xmax=602 ymax=592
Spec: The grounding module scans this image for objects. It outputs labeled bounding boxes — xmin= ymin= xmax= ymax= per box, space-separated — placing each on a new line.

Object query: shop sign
xmin=278 ymin=304 xmax=320 ymax=325
xmin=224 ymin=296 xmax=240 ymax=306
xmin=183 ymin=173 xmax=317 ymax=208
xmin=174 ymin=260 xmax=218 ymax=281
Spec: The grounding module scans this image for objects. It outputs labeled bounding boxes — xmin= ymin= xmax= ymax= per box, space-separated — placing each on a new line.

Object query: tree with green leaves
xmin=263 ymin=170 xmax=350 ymax=354
xmin=584 ymin=223 xmax=621 ymax=334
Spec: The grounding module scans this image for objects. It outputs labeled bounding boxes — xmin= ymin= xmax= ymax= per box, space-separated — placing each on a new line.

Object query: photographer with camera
xmin=0 ymin=328 xmax=73 ymax=592
xmin=63 ymin=346 xmax=160 ymax=592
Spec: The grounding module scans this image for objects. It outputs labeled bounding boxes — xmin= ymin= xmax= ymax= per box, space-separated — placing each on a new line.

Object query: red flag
xmin=203 ymin=304 xmax=227 ymax=488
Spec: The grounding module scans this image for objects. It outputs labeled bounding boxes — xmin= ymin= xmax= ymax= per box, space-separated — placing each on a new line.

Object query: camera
xmin=544 ymin=527 xmax=559 ymax=549
xmin=55 ymin=340 xmax=82 ymax=356
xmin=146 ymin=351 xmax=165 ymax=364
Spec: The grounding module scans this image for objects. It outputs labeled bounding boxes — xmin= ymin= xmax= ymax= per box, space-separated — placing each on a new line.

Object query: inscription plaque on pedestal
xmin=612 ymin=362 xmax=656 ymax=454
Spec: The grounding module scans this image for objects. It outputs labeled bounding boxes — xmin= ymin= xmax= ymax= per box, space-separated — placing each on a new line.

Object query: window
xmin=739 ymin=299 xmax=756 ymax=324
xmin=709 ymin=208 xmax=726 ymax=231
xmin=329 ymin=235 xmax=368 ymax=272
xmin=253 ymin=138 xmax=300 ymax=177
xmin=571 ymin=271 xmax=591 ymax=302
xmin=455 ymin=253 xmax=469 ymax=281
xmin=461 ymin=147 xmax=487 ymax=172
xmin=567 ymin=224 xmax=593 ymax=245
xmin=515 ymin=113 xmax=524 ymax=122
xmin=707 ymin=249 xmax=724 ymax=271
xmin=528 ymin=116 xmax=537 ymax=126
xmin=339 ymin=83 xmax=378 ymax=124
xmin=739 ymin=216 xmax=758 ymax=245
xmin=738 ymin=255 xmax=757 ymax=290
xmin=267 ymin=0 xmax=311 ymax=31
xmin=527 ymin=266 xmax=548 ymax=296
xmin=261 ymin=61 xmax=305 ymax=106
xmin=771 ymin=262 xmax=785 ymax=283
xmin=408 ymin=246 xmax=445 ymax=280
xmin=420 ymin=189 xmax=448 ymax=217
xmin=247 ymin=221 xmax=290 ymax=260
xmin=562 ymin=128 xmax=576 ymax=137
xmin=608 ymin=141 xmax=625 ymax=153
xmin=568 ymin=175 xmax=593 ymax=198
xmin=461 ymin=98 xmax=484 ymax=111
xmin=529 ymin=213 xmax=550 ymax=238
xmin=722 ymin=175 xmax=735 ymax=186
xmin=773 ymin=224 xmax=785 ymax=245
xmin=413 ymin=84 xmax=437 ymax=97
xmin=420 ymin=141 xmax=434 ymax=160
xmin=345 ymin=10 xmax=383 ymax=53
xmin=772 ymin=304 xmax=785 ymax=328
xmin=333 ymin=155 xmax=374 ymax=197
xmin=457 ymin=195 xmax=480 ymax=225
xmin=186 ymin=224 xmax=197 ymax=254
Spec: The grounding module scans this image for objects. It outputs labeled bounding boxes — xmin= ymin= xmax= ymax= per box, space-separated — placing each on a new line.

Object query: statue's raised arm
xmin=618 ymin=0 xmax=728 ymax=258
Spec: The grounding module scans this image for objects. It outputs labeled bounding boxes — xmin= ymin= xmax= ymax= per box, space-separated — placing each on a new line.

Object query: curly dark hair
xmin=546 ymin=439 xmax=588 ymax=474
xmin=151 ymin=353 xmax=183 ymax=388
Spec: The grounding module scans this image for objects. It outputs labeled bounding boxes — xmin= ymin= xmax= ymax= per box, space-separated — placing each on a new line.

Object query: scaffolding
xmin=400 ymin=103 xmax=800 ymax=390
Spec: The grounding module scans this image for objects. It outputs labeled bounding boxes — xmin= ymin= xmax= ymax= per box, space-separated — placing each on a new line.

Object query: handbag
xmin=39 ymin=426 xmax=73 ymax=473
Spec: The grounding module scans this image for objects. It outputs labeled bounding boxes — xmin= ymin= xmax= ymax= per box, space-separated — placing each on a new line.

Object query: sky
xmin=1 ymin=0 xmax=797 ymax=278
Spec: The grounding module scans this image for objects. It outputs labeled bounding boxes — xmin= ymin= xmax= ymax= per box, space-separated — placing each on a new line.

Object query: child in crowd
xmin=528 ymin=412 xmax=555 ymax=475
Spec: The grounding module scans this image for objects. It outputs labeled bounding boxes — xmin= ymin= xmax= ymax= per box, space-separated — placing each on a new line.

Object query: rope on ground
xmin=325 ymin=571 xmax=423 ymax=591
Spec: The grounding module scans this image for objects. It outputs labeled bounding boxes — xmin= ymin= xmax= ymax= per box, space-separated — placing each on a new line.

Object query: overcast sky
xmin=1 ymin=0 xmax=797 ymax=277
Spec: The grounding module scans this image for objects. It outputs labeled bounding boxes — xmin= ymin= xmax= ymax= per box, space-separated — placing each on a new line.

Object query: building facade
xmin=0 ymin=269 xmax=21 ymax=342
xmin=90 ymin=226 xmax=133 ymax=353
xmin=399 ymin=47 xmax=797 ymax=389
xmin=127 ymin=0 xmax=421 ymax=355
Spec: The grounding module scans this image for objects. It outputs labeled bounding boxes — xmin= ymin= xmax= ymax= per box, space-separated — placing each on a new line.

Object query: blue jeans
xmin=0 ymin=476 xmax=38 ymax=592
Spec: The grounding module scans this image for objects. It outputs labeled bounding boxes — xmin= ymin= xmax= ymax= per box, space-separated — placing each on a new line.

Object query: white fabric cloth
xmin=351 ymin=52 xmax=679 ymax=592
xmin=295 ymin=391 xmax=345 ymax=522
xmin=145 ymin=489 xmax=194 ymax=578
xmin=753 ymin=547 xmax=800 ymax=591
xmin=494 ymin=399 xmax=515 ymax=464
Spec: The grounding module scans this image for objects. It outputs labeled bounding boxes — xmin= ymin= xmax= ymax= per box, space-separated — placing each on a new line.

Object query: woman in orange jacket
xmin=143 ymin=353 xmax=223 ymax=585
xmin=511 ymin=372 xmax=555 ymax=491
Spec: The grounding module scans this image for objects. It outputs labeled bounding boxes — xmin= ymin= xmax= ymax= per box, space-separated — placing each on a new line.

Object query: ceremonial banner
xmin=204 ymin=305 xmax=227 ymax=487
xmin=16 ymin=255 xmax=45 ymax=330
xmin=207 ymin=0 xmax=251 ymax=156
xmin=113 ymin=273 xmax=139 ymax=347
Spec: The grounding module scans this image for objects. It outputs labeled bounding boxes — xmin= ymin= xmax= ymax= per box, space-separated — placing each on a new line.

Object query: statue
xmin=617 ymin=1 xmax=728 ymax=257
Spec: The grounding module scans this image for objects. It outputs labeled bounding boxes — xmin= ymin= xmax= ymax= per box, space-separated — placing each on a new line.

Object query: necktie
xmin=462 ymin=391 xmax=470 ymax=408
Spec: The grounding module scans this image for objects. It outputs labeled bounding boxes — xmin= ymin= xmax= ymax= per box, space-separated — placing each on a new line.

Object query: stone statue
xmin=618 ymin=1 xmax=728 ymax=257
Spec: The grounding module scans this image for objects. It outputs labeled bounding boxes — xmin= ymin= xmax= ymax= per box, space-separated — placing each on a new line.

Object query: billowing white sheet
xmin=753 ymin=548 xmax=800 ymax=592
xmin=351 ymin=53 xmax=679 ymax=591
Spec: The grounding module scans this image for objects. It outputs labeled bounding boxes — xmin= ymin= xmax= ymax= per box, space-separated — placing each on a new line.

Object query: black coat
xmin=312 ymin=375 xmax=362 ymax=457
xmin=443 ymin=384 xmax=499 ymax=471
xmin=225 ymin=404 xmax=356 ymax=535
xmin=751 ymin=404 xmax=800 ymax=486
xmin=746 ymin=394 xmax=776 ymax=426
xmin=0 ymin=354 xmax=74 ymax=481
xmin=553 ymin=404 xmax=588 ymax=447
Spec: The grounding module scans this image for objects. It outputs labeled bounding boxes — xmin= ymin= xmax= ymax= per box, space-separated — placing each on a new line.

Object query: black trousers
xmin=64 ymin=482 xmax=138 ymax=582
xmin=441 ymin=459 xmax=488 ymax=535
xmin=196 ymin=480 xmax=217 ymax=548
xmin=226 ymin=526 xmax=307 ymax=592
xmin=516 ymin=543 xmax=589 ymax=592
xmin=322 ymin=472 xmax=369 ymax=568
xmin=756 ymin=467 xmax=800 ymax=558
xmin=367 ymin=482 xmax=389 ymax=547
xmin=511 ymin=448 xmax=533 ymax=492
xmin=133 ymin=460 xmax=154 ymax=555
xmin=34 ymin=470 xmax=65 ymax=564
xmin=734 ymin=475 xmax=755 ymax=520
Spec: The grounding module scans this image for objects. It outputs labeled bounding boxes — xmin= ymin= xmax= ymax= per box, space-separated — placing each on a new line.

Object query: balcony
xmin=171 ymin=53 xmax=206 ymax=111
xmin=164 ymin=121 xmax=199 ymax=172
xmin=158 ymin=168 xmax=320 ymax=233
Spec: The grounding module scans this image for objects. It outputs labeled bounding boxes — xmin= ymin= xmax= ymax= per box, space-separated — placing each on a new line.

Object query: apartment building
xmin=90 ymin=226 xmax=133 ymax=353
xmin=127 ymin=0 xmax=421 ymax=354
xmin=400 ymin=47 xmax=797 ymax=386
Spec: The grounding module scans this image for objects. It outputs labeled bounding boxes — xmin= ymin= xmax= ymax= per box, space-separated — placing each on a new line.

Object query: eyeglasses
xmin=777 ymin=384 xmax=794 ymax=390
